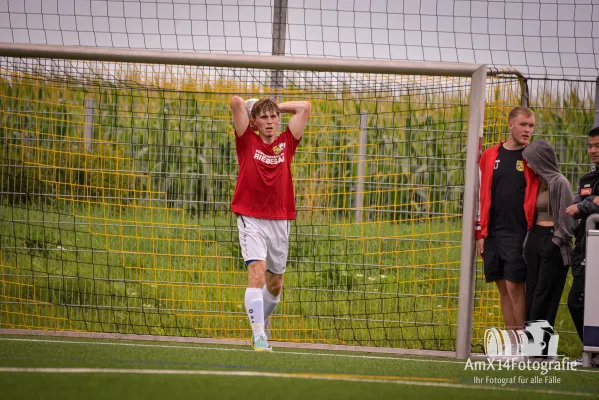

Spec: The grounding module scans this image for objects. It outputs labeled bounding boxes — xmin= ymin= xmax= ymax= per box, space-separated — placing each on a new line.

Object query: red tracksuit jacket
xmin=476 ymin=142 xmax=539 ymax=240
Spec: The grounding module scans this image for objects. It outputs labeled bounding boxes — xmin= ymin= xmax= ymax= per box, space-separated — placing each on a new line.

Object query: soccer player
xmin=565 ymin=126 xmax=599 ymax=367
xmin=521 ymin=139 xmax=577 ymax=328
xmin=476 ymin=107 xmax=539 ymax=330
xmin=230 ymin=96 xmax=311 ymax=352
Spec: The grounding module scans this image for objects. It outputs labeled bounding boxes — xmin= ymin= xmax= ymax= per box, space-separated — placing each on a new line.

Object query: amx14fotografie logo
xmin=464 ymin=320 xmax=576 ymax=380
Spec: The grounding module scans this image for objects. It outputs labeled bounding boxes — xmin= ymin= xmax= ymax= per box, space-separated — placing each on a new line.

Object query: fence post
xmin=594 ymin=77 xmax=599 ymax=128
xmin=355 ymin=111 xmax=368 ymax=223
xmin=519 ymin=76 xmax=529 ymax=108
xmin=270 ymin=0 xmax=288 ymax=95
xmin=84 ymin=98 xmax=94 ymax=152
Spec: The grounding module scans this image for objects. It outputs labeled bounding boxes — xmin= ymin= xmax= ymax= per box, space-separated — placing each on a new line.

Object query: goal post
xmin=456 ymin=65 xmax=487 ymax=359
xmin=0 ymin=42 xmax=520 ymax=357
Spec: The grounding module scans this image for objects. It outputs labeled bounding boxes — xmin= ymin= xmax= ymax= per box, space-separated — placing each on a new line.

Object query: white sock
xmin=262 ymin=285 xmax=280 ymax=319
xmin=245 ymin=288 xmax=265 ymax=337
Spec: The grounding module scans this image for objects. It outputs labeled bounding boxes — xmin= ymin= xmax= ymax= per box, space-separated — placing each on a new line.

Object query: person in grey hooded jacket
xmin=522 ymin=140 xmax=578 ymax=327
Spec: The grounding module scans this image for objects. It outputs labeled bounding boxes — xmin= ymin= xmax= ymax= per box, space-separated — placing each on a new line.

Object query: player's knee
xmin=495 ymin=281 xmax=509 ymax=297
xmin=507 ymin=287 xmax=524 ymax=301
xmin=268 ymin=280 xmax=283 ymax=296
xmin=247 ymin=262 xmax=266 ymax=283
xmin=506 ymin=282 xmax=524 ymax=299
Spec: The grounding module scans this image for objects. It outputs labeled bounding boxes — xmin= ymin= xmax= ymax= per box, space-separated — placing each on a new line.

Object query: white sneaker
xmin=252 ymin=333 xmax=272 ymax=352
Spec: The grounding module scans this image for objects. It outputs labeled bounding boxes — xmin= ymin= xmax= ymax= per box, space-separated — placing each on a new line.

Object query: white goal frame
xmin=0 ymin=41 xmax=486 ymax=359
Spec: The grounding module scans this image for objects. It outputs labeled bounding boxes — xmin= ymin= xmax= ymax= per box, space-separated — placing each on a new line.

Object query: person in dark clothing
xmin=477 ymin=107 xmax=539 ymax=330
xmin=565 ymin=126 xmax=599 ymax=367
xmin=522 ymin=140 xmax=577 ymax=327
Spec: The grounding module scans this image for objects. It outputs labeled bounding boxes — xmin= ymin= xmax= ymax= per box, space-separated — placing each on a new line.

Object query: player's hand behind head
xmin=245 ymin=98 xmax=259 ymax=131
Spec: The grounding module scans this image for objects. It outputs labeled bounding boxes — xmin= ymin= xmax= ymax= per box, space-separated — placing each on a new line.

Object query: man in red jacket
xmin=476 ymin=107 xmax=539 ymax=330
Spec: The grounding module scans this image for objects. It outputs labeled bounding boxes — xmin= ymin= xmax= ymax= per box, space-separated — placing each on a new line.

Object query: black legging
xmin=568 ymin=268 xmax=585 ymax=341
xmin=523 ymin=225 xmax=569 ymax=327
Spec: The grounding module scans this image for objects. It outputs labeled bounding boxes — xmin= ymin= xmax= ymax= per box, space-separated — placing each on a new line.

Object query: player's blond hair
xmin=508 ymin=106 xmax=534 ymax=121
xmin=250 ymin=98 xmax=281 ymax=119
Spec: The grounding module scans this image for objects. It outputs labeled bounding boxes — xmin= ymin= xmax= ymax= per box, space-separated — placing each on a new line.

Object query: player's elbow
xmin=299 ymin=101 xmax=311 ymax=116
xmin=230 ymin=96 xmax=244 ymax=110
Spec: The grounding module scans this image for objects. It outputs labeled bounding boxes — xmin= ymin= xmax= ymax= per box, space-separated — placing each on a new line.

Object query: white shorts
xmin=237 ymin=215 xmax=290 ymax=275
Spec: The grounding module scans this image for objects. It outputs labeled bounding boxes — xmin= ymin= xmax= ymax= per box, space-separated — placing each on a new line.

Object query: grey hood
xmin=522 ymin=140 xmax=561 ymax=185
xmin=523 ymin=140 xmax=578 ymax=265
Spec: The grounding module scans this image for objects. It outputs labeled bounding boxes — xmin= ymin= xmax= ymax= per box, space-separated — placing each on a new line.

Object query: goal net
xmin=0 ymin=53 xmax=522 ymax=351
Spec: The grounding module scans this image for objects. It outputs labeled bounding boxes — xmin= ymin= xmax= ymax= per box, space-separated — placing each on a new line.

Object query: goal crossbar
xmin=0 ymin=42 xmax=485 ymax=77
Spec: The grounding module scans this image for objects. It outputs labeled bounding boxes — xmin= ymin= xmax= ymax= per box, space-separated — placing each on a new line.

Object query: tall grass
xmin=0 ymin=72 xmax=524 ymax=218
xmin=0 ymin=65 xmax=595 ymax=355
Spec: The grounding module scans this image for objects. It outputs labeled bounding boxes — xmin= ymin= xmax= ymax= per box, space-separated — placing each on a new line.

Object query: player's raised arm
xmin=278 ymin=101 xmax=311 ymax=140
xmin=230 ymin=96 xmax=249 ymax=137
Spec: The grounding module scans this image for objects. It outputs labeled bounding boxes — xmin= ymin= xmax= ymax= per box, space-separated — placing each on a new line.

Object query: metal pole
xmin=0 ymin=42 xmax=485 ymax=77
xmin=594 ymin=77 xmax=599 ymax=128
xmin=589 ymin=77 xmax=599 ymax=171
xmin=355 ymin=111 xmax=368 ymax=223
xmin=271 ymin=0 xmax=288 ymax=94
xmin=456 ymin=65 xmax=488 ymax=359
xmin=84 ymin=99 xmax=94 ymax=152
xmin=2 ymin=108 xmax=6 ymax=145
xmin=519 ymin=76 xmax=529 ymax=108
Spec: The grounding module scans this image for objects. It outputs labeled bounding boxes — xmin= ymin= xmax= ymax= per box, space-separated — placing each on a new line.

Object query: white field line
xmin=1 ymin=337 xmax=597 ymax=375
xmin=0 ymin=367 xmax=596 ymax=397
xmin=0 ymin=337 xmax=462 ymax=364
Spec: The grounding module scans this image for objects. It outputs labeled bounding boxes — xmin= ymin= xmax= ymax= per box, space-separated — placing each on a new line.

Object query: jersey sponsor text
xmin=254 ymin=149 xmax=285 ymax=165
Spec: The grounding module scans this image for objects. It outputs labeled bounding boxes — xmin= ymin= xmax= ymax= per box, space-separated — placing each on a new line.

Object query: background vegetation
xmin=0 ymin=65 xmax=595 ymax=355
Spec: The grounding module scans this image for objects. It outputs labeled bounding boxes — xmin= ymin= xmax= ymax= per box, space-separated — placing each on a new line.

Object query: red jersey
xmin=231 ymin=125 xmax=301 ymax=220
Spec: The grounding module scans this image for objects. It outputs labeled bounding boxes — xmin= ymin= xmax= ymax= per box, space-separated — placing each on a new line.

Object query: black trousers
xmin=567 ymin=264 xmax=585 ymax=341
xmin=523 ymin=225 xmax=568 ymax=327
